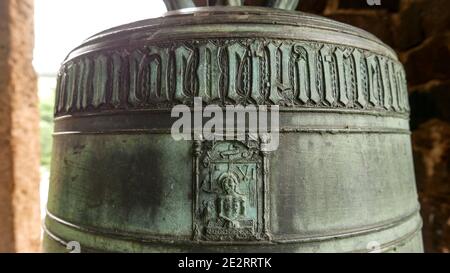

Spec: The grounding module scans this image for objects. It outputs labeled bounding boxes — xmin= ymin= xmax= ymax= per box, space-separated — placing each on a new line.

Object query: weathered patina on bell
xmin=44 ymin=0 xmax=424 ymax=252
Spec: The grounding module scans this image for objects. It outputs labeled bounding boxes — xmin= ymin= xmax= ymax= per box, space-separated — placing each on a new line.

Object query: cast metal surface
xmin=44 ymin=3 xmax=423 ymax=252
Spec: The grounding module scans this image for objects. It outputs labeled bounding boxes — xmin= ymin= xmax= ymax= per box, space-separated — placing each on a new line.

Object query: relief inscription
xmin=193 ymin=139 xmax=270 ymax=241
xmin=55 ymin=39 xmax=409 ymax=116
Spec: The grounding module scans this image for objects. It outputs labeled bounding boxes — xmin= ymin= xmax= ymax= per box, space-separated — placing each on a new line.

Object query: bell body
xmin=44 ymin=7 xmax=423 ymax=252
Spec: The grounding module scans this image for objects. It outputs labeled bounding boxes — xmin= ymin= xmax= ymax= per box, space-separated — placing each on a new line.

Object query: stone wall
xmin=0 ymin=0 xmax=40 ymax=253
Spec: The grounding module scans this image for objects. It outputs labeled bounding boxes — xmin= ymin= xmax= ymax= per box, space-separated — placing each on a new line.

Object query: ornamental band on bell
xmin=55 ymin=39 xmax=409 ymax=116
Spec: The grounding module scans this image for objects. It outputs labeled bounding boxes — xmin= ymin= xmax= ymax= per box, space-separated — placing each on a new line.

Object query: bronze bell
xmin=44 ymin=0 xmax=423 ymax=252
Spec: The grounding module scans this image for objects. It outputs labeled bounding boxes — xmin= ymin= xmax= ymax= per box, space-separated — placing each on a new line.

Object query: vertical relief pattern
xmin=55 ymin=40 xmax=409 ymax=116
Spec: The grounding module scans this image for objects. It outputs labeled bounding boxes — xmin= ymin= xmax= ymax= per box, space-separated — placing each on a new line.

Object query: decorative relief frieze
xmin=192 ymin=138 xmax=271 ymax=241
xmin=55 ymin=39 xmax=409 ymax=116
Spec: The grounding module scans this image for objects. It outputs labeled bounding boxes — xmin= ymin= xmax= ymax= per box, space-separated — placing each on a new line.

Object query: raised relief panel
xmin=174 ymin=45 xmax=195 ymax=101
xmin=267 ymin=42 xmax=292 ymax=104
xmin=378 ymin=56 xmax=391 ymax=110
xmin=111 ymin=53 xmax=123 ymax=107
xmin=396 ymin=63 xmax=408 ymax=111
xmin=294 ymin=45 xmax=309 ymax=104
xmin=320 ymin=45 xmax=335 ymax=105
xmin=396 ymin=66 xmax=409 ymax=111
xmin=193 ymin=140 xmax=270 ymax=241
xmin=129 ymin=50 xmax=147 ymax=106
xmin=294 ymin=44 xmax=320 ymax=104
xmin=306 ymin=45 xmax=320 ymax=104
xmin=227 ymin=42 xmax=248 ymax=102
xmin=65 ymin=62 xmax=77 ymax=112
xmin=351 ymin=49 xmax=366 ymax=108
xmin=388 ymin=61 xmax=399 ymax=111
xmin=395 ymin=65 xmax=404 ymax=111
xmin=334 ymin=47 xmax=351 ymax=106
xmin=56 ymin=68 xmax=68 ymax=113
xmin=75 ymin=58 xmax=91 ymax=110
xmin=366 ymin=55 xmax=380 ymax=106
xmin=92 ymin=55 xmax=108 ymax=108
xmin=249 ymin=41 xmax=264 ymax=103
xmin=197 ymin=41 xmax=221 ymax=102
xmin=148 ymin=46 xmax=170 ymax=102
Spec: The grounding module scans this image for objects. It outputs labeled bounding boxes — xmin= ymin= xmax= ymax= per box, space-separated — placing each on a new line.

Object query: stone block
xmin=0 ymin=0 xmax=40 ymax=253
xmin=403 ymin=34 xmax=450 ymax=86
xmin=392 ymin=0 xmax=425 ymax=50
